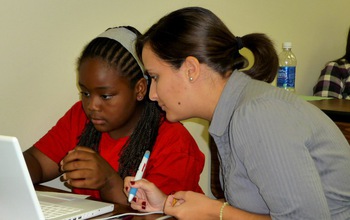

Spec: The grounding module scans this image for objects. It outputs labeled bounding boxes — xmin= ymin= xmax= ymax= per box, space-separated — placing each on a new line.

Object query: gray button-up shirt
xmin=209 ymin=70 xmax=350 ymax=219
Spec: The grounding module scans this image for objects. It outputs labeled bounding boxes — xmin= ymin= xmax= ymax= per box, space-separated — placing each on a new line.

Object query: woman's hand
xmin=124 ymin=177 xmax=167 ymax=212
xmin=164 ymin=191 xmax=223 ymax=220
xmin=165 ymin=191 xmax=271 ymax=220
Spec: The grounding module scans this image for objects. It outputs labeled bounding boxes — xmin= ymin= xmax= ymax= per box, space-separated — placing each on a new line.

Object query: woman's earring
xmin=189 ymin=77 xmax=193 ymax=82
xmin=137 ymin=96 xmax=143 ymax=101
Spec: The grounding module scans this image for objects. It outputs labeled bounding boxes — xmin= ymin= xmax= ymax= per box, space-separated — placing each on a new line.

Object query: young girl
xmin=124 ymin=7 xmax=350 ymax=219
xmin=24 ymin=26 xmax=204 ymax=205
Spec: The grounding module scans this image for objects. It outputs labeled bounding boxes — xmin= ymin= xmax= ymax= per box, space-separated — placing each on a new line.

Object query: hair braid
xmin=119 ymin=100 xmax=163 ymax=178
xmin=77 ymin=121 xmax=101 ymax=152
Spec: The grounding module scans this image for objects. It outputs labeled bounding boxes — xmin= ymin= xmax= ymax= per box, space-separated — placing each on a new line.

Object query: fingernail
xmin=130 ymin=181 xmax=135 ymax=185
xmin=132 ymin=197 xmax=137 ymax=202
xmin=125 ymin=187 xmax=129 ymax=191
xmin=142 ymin=201 xmax=146 ymax=210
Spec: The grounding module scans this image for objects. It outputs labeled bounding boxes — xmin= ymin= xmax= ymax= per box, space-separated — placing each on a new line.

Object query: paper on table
xmin=36 ymin=191 xmax=89 ymax=200
xmin=298 ymin=95 xmax=333 ymax=101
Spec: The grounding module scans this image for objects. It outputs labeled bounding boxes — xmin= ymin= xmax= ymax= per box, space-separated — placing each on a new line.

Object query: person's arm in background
xmin=313 ymin=61 xmax=344 ymax=98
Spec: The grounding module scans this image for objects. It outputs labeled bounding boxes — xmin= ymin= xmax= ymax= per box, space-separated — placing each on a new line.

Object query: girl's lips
xmin=91 ymin=118 xmax=105 ymax=125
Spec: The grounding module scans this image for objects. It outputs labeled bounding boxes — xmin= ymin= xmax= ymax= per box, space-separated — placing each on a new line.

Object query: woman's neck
xmin=192 ymin=66 xmax=229 ymax=121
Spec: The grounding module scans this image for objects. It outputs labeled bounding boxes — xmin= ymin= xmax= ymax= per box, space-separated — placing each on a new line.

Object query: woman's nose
xmin=148 ymin=81 xmax=158 ymax=101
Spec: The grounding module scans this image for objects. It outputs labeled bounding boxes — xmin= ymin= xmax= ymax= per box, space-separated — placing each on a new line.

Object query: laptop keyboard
xmin=40 ymin=201 xmax=82 ymax=219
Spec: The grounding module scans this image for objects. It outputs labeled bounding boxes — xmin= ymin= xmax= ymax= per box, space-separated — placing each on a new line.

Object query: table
xmin=35 ymin=185 xmax=172 ymax=220
xmin=308 ymin=99 xmax=350 ymax=123
xmin=308 ymin=99 xmax=350 ymax=143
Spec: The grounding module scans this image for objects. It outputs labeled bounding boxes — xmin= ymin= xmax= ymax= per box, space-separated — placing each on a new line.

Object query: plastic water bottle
xmin=277 ymin=42 xmax=297 ymax=92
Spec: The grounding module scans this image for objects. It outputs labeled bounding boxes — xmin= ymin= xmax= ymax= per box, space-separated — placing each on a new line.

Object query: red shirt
xmin=35 ymin=101 xmax=204 ymax=199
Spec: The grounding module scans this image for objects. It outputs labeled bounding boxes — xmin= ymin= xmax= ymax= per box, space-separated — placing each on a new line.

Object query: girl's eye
xmin=101 ymin=94 xmax=113 ymax=100
xmin=80 ymin=91 xmax=90 ymax=98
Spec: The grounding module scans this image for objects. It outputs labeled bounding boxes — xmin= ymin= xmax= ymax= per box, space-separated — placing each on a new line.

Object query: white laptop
xmin=0 ymin=135 xmax=114 ymax=220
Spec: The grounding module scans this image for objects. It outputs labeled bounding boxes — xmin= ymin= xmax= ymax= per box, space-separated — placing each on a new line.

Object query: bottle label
xmin=277 ymin=66 xmax=296 ymax=89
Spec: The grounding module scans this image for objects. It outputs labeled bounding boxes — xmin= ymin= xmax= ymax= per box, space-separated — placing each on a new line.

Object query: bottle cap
xmin=282 ymin=42 xmax=292 ymax=49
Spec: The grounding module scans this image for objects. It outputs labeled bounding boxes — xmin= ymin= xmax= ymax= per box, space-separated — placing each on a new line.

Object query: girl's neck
xmin=108 ymin=104 xmax=145 ymax=140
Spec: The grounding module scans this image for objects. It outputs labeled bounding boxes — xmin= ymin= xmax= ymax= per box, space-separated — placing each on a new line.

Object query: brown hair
xmin=136 ymin=7 xmax=278 ymax=83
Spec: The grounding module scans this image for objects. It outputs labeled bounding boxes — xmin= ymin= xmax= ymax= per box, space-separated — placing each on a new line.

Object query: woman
xmin=124 ymin=7 xmax=350 ymax=219
xmin=24 ymin=26 xmax=204 ymax=205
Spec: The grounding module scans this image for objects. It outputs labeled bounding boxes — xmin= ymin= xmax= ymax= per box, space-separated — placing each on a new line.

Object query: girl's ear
xmin=183 ymin=56 xmax=200 ymax=82
xmin=135 ymin=78 xmax=148 ymax=101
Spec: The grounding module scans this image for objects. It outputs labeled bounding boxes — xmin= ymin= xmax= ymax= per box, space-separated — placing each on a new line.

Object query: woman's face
xmin=142 ymin=44 xmax=191 ymax=122
xmin=78 ymin=58 xmax=142 ymax=139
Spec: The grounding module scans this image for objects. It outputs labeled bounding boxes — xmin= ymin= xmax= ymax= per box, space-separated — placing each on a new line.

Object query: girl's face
xmin=78 ymin=58 xmax=143 ymax=139
xmin=142 ymin=44 xmax=191 ymax=122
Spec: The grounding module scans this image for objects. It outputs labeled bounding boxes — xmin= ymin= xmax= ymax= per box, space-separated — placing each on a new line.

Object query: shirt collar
xmin=209 ymin=70 xmax=251 ymax=136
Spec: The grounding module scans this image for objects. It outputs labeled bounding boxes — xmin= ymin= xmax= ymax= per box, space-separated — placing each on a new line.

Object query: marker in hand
xmin=128 ymin=150 xmax=150 ymax=202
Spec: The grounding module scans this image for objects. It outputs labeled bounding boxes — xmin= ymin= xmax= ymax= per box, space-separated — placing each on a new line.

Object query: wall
xmin=0 ymin=0 xmax=349 ymax=195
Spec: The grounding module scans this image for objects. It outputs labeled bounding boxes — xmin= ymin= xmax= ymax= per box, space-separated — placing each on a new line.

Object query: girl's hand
xmin=60 ymin=146 xmax=116 ymax=190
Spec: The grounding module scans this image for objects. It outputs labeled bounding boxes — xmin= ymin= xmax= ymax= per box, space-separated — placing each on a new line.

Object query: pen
xmin=128 ymin=150 xmax=150 ymax=202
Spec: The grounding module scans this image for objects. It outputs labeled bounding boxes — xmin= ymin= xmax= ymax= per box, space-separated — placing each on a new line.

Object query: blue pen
xmin=128 ymin=150 xmax=150 ymax=202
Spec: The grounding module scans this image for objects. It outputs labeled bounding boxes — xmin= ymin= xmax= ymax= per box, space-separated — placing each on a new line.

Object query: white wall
xmin=1 ymin=0 xmax=349 ymax=195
